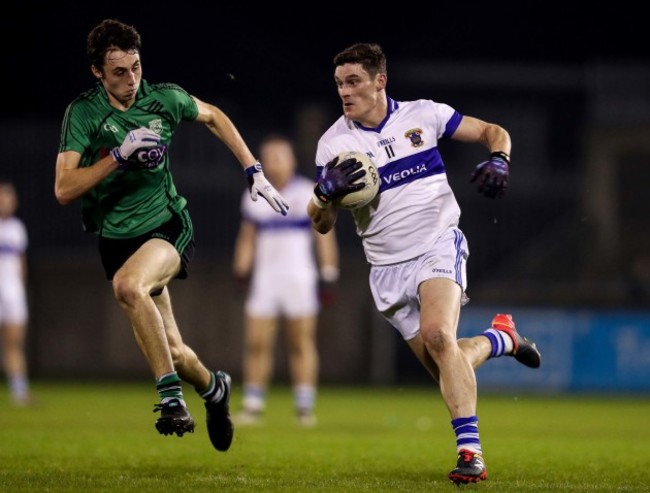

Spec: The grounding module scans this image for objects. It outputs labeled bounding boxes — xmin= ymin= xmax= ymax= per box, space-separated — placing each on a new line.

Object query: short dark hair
xmin=87 ymin=19 xmax=141 ymax=69
xmin=259 ymin=133 xmax=292 ymax=148
xmin=333 ymin=43 xmax=387 ymax=79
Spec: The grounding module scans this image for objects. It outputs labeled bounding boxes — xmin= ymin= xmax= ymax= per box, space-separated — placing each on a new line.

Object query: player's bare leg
xmin=113 ymin=239 xmax=194 ymax=437
xmin=418 ymin=278 xmax=476 ymax=419
xmin=238 ymin=316 xmax=278 ymax=423
xmin=285 ymin=315 xmax=318 ymax=426
xmin=113 ymin=239 xmax=179 ymax=376
xmin=152 ymin=278 xmax=233 ymax=451
xmin=153 ymin=287 xmax=210 ymax=387
xmin=409 ymin=280 xmax=542 ymax=484
xmin=408 ymin=333 xmax=490 ymax=380
xmin=417 ymin=278 xmax=487 ymax=484
xmin=2 ymin=321 xmax=31 ymax=405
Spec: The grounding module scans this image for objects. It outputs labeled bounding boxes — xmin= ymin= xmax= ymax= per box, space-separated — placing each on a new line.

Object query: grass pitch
xmin=0 ymin=381 xmax=648 ymax=492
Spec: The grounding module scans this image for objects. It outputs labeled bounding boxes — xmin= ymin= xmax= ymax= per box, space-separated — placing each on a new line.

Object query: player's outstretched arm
xmin=451 ymin=115 xmax=512 ymax=199
xmin=451 ymin=115 xmax=511 ymax=153
xmin=193 ymin=96 xmax=288 ymax=215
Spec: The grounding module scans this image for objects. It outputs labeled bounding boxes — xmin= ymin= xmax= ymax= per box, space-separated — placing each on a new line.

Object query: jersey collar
xmin=352 ymin=95 xmax=399 ymax=133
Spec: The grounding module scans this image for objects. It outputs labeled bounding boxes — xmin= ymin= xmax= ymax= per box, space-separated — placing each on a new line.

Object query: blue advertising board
xmin=457 ymin=307 xmax=650 ymax=392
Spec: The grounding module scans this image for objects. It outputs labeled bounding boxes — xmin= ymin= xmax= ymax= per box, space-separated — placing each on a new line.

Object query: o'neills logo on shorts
xmin=151 ymin=232 xmax=170 ymax=241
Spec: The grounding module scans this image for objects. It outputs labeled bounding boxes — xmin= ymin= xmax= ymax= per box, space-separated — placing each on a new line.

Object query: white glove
xmin=111 ymin=127 xmax=161 ymax=168
xmin=245 ymin=162 xmax=289 ymax=216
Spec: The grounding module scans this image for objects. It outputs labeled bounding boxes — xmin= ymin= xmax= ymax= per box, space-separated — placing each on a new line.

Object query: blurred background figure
xmin=0 ymin=179 xmax=32 ymax=406
xmin=232 ymin=135 xmax=340 ymax=426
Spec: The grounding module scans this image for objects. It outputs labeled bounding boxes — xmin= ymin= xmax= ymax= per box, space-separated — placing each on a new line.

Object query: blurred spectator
xmin=233 ymin=135 xmax=339 ymax=426
xmin=0 ymin=179 xmax=32 ymax=406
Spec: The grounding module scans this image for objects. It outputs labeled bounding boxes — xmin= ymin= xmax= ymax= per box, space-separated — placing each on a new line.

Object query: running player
xmin=54 ymin=19 xmax=288 ymax=452
xmin=233 ymin=135 xmax=339 ymax=427
xmin=307 ymin=42 xmax=541 ymax=484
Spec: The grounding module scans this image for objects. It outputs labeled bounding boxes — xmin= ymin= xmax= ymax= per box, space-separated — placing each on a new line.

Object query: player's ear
xmin=91 ymin=65 xmax=103 ymax=80
xmin=375 ymin=73 xmax=387 ymax=91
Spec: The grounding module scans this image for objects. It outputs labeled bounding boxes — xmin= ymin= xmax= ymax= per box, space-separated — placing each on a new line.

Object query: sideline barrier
xmin=458 ymin=307 xmax=650 ymax=392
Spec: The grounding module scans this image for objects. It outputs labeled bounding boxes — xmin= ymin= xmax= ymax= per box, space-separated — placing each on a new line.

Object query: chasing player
xmin=54 ymin=19 xmax=288 ymax=451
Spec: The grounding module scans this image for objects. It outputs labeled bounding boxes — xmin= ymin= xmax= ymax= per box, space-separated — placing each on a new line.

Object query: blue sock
xmin=243 ymin=385 xmax=266 ymax=413
xmin=294 ymin=385 xmax=316 ymax=414
xmin=482 ymin=328 xmax=513 ymax=358
xmin=451 ymin=416 xmax=482 ymax=454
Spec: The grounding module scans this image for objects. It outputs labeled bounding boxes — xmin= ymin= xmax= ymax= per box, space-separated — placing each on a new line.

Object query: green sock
xmin=197 ymin=371 xmax=224 ymax=403
xmin=156 ymin=372 xmax=183 ymax=402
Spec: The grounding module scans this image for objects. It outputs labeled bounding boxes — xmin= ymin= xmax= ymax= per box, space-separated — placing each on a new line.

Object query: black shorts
xmin=98 ymin=209 xmax=195 ymax=282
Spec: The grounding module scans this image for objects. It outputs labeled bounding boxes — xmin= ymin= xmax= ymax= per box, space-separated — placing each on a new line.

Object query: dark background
xmin=2 ymin=3 xmax=649 ymax=381
xmin=4 ymin=3 xmax=648 ymax=117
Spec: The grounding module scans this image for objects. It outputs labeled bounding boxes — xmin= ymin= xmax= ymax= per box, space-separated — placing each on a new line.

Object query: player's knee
xmin=112 ymin=274 xmax=146 ymax=306
xmin=422 ymin=326 xmax=455 ymax=356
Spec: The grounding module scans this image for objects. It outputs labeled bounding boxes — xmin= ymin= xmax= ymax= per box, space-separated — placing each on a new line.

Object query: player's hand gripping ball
xmin=315 ymin=151 xmax=379 ymax=209
xmin=334 ymin=151 xmax=379 ymax=209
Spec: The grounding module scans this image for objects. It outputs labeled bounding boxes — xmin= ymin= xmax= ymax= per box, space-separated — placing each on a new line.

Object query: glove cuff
xmin=490 ymin=151 xmax=510 ymax=164
xmin=245 ymin=162 xmax=263 ymax=176
xmin=312 ymin=194 xmax=330 ymax=210
xmin=111 ymin=147 xmax=129 ymax=168
xmin=312 ymin=185 xmax=331 ymax=209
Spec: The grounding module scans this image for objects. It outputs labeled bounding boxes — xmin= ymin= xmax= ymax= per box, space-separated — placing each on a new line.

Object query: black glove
xmin=314 ymin=156 xmax=366 ymax=203
xmin=470 ymin=151 xmax=510 ymax=198
xmin=318 ymin=279 xmax=337 ymax=307
xmin=232 ymin=273 xmax=250 ymax=295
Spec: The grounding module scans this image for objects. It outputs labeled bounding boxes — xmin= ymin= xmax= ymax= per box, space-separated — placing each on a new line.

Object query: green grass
xmin=1 ymin=382 xmax=649 ymax=492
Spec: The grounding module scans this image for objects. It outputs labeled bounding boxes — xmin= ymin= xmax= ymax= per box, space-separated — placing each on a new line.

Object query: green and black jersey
xmin=58 ymin=80 xmax=199 ymax=238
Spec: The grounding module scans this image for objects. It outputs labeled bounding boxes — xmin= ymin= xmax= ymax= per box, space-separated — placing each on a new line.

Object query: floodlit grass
xmin=1 ymin=382 xmax=649 ymax=492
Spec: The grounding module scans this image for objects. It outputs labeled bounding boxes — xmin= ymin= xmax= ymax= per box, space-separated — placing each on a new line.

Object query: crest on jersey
xmin=148 ymin=119 xmax=163 ymax=135
xmin=404 ymin=128 xmax=424 ymax=147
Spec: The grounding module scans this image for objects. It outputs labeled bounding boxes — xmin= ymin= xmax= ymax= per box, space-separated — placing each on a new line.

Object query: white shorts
xmin=0 ymin=280 xmax=28 ymax=325
xmin=368 ymin=227 xmax=469 ymax=341
xmin=246 ymin=273 xmax=318 ymax=318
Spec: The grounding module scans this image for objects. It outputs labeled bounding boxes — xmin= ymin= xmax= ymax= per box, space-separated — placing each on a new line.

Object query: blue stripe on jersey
xmin=0 ymin=245 xmax=22 ymax=254
xmin=379 ymin=147 xmax=446 ymax=192
xmin=256 ymin=218 xmax=311 ymax=231
xmin=443 ymin=111 xmax=462 ymax=138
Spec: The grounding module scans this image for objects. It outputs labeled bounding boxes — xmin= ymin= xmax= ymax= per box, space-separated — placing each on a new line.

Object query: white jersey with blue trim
xmin=315 ymin=97 xmax=463 ymax=266
xmin=241 ymin=175 xmax=318 ymax=281
xmin=0 ymin=217 xmax=27 ymax=282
